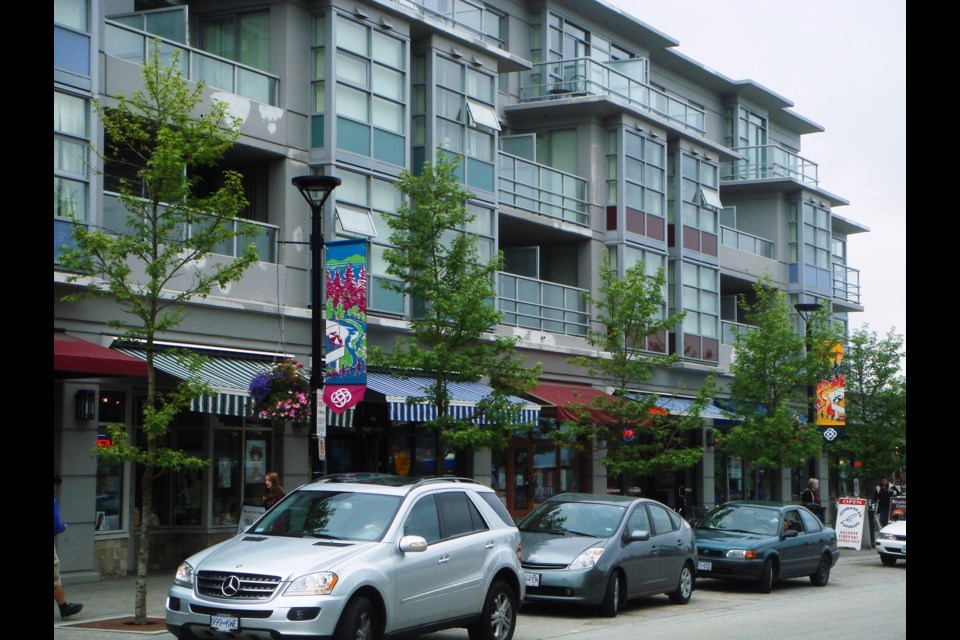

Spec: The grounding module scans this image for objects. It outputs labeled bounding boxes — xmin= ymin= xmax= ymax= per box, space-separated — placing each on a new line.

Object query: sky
xmin=603 ymin=0 xmax=907 ymax=352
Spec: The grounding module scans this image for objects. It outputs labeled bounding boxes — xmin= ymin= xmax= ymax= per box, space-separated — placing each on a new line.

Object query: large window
xmin=670 ymin=152 xmax=720 ymax=257
xmin=670 ymin=260 xmax=719 ymax=361
xmin=606 ymin=128 xmax=666 ymax=241
xmin=95 ymin=391 xmax=126 ymax=532
xmin=54 ymin=91 xmax=89 ymax=222
xmin=313 ymin=14 xmax=407 ymax=167
xmin=788 ymin=200 xmax=832 ymax=290
xmin=201 ymin=11 xmax=270 ymax=71
xmin=212 ymin=423 xmax=274 ymax=527
xmin=607 ymin=245 xmax=668 ymax=353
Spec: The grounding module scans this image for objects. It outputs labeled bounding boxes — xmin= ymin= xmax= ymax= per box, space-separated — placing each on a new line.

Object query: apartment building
xmin=53 ymin=0 xmax=866 ymax=580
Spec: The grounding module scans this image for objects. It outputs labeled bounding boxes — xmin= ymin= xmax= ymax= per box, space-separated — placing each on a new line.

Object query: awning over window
xmin=526 ymin=382 xmax=619 ymax=426
xmin=366 ymin=372 xmax=540 ymax=423
xmin=54 ymin=331 xmax=148 ymax=378
xmin=652 ymin=396 xmax=728 ymax=419
xmin=114 ymin=347 xmax=352 ymax=426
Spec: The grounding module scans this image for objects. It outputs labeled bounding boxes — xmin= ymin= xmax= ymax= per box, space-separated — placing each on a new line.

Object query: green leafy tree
xmin=563 ymin=258 xmax=715 ymax=478
xmin=832 ymin=327 xmax=906 ymax=486
xmin=58 ymin=44 xmax=258 ymax=624
xmin=370 ymin=154 xmax=540 ymax=467
xmin=716 ymin=278 xmax=839 ymax=492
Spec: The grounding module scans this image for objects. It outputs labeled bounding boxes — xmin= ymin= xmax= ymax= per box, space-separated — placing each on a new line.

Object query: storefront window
xmin=95 ymin=390 xmax=126 ymax=531
xmin=212 ymin=423 xmax=273 ymax=526
xmin=173 ymin=428 xmax=204 ymax=525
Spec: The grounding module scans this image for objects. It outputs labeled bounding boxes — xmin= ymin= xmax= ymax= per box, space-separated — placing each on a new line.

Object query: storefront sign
xmin=835 ymin=497 xmax=867 ymax=550
xmin=890 ymin=496 xmax=906 ymax=521
xmin=236 ymin=505 xmax=266 ymax=536
xmin=323 ymin=239 xmax=367 ymax=413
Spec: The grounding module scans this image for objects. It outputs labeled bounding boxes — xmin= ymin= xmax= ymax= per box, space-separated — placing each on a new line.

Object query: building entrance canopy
xmin=54 ymin=331 xmax=149 ymax=378
xmin=366 ymin=372 xmax=540 ymax=424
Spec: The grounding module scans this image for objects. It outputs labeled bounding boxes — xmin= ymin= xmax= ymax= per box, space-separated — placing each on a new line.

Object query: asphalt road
xmin=54 ymin=549 xmax=905 ymax=640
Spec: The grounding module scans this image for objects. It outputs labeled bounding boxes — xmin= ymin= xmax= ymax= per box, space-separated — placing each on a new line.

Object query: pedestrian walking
xmin=263 ymin=471 xmax=286 ymax=510
xmin=54 ymin=474 xmax=83 ymax=620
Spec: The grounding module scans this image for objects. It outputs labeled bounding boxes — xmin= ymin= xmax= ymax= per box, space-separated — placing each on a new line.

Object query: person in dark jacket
xmin=800 ymin=477 xmax=824 ymax=522
xmin=54 ymin=474 xmax=83 ymax=619
xmin=263 ymin=471 xmax=286 ymax=510
xmin=873 ymin=475 xmax=900 ymax=526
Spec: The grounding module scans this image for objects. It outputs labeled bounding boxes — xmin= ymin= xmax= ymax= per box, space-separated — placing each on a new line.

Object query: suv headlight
xmin=725 ymin=549 xmax=758 ymax=559
xmin=285 ymin=572 xmax=339 ymax=596
xmin=174 ymin=562 xmax=195 ymax=587
xmin=568 ymin=548 xmax=605 ymax=569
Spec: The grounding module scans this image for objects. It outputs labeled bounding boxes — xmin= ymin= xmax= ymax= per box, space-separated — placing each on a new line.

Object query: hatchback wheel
xmin=599 ymin=571 xmax=623 ymax=618
xmin=334 ymin=596 xmax=377 ymax=640
xmin=880 ymin=553 xmax=898 ymax=567
xmin=468 ymin=581 xmax=516 ymax=640
xmin=668 ymin=563 xmax=693 ymax=604
xmin=756 ymin=559 xmax=774 ymax=594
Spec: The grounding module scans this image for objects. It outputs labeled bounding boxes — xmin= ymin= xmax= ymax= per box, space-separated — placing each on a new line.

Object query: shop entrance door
xmin=507 ymin=441 xmax=564 ymax=519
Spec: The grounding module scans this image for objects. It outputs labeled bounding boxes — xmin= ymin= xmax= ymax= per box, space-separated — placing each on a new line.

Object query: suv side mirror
xmin=399 ymin=535 xmax=428 ymax=553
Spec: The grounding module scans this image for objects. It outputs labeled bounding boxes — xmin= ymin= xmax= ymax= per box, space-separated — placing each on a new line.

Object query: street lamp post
xmin=795 ymin=302 xmax=824 ymax=517
xmin=292 ymin=175 xmax=342 ymax=480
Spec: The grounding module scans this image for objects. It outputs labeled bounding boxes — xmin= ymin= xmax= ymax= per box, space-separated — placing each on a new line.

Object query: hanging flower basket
xmin=248 ymin=360 xmax=311 ymax=429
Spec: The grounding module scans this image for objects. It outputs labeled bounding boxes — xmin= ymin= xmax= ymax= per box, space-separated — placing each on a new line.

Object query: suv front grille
xmin=197 ymin=571 xmax=282 ymax=600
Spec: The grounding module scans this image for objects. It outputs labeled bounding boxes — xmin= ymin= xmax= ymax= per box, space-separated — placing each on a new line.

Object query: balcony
xmin=498 ymin=152 xmax=590 ymax=227
xmin=720 ymin=226 xmax=774 ymax=259
xmin=102 ymin=192 xmax=278 ymax=263
xmin=721 ymin=320 xmax=756 ymax=345
xmin=389 ymin=0 xmax=505 ymax=48
xmin=498 ymin=273 xmax=589 ymax=337
xmin=519 ymin=58 xmax=705 ymax=134
xmin=104 ymin=21 xmax=279 ymax=106
xmin=833 ymin=263 xmax=861 ymax=305
xmin=721 ymin=145 xmax=819 ymax=185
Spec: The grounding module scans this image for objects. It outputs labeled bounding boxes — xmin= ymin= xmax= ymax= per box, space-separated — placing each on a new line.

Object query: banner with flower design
xmin=323 ymin=239 xmax=367 ymax=413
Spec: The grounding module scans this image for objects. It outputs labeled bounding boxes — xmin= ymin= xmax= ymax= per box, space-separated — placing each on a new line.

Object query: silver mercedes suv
xmin=166 ymin=474 xmax=523 ymax=640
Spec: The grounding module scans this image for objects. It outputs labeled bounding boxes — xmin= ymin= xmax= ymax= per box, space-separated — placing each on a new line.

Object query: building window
xmin=607 ymin=244 xmax=668 ymax=353
xmin=55 ymin=0 xmax=89 ymax=31
xmin=670 ymin=260 xmax=719 ymax=361
xmin=670 ymin=152 xmax=720 ymax=257
xmin=54 ymin=91 xmax=89 ymax=226
xmin=95 ymin=391 xmax=126 ymax=532
xmin=788 ymin=200 xmax=832 ymax=290
xmin=201 ymin=10 xmax=270 ymax=71
xmin=212 ymin=424 xmax=274 ymax=526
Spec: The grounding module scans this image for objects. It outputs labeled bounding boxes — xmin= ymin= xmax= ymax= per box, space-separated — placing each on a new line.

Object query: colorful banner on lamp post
xmin=323 ymin=238 xmax=367 ymax=414
xmin=816 ymin=341 xmax=845 ymax=442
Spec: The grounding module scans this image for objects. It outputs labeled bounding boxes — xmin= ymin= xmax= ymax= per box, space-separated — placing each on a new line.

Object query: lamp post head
xmin=292 ymin=175 xmax=342 ymax=211
xmin=794 ymin=302 xmax=823 ymax=322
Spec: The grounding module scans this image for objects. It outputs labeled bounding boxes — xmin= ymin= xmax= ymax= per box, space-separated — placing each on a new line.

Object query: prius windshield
xmin=518 ymin=501 xmax=626 ymax=538
xmin=252 ymin=490 xmax=402 ymax=541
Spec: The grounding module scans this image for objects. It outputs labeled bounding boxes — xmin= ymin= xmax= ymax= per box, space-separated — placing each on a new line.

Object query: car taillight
xmin=516 ymin=543 xmax=522 ymax=562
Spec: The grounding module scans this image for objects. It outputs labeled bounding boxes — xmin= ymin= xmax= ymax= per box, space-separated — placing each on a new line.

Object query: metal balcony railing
xmin=721 ymin=145 xmax=819 ymax=185
xmin=102 ymin=192 xmax=278 ymax=263
xmin=389 ymin=0 xmax=505 ymax=47
xmin=519 ymin=58 xmax=706 ymax=134
xmin=833 ymin=263 xmax=861 ymax=305
xmin=104 ymin=20 xmax=280 ymax=106
xmin=498 ymin=152 xmax=590 ymax=226
xmin=498 ymin=272 xmax=589 ymax=336
xmin=720 ymin=226 xmax=774 ymax=259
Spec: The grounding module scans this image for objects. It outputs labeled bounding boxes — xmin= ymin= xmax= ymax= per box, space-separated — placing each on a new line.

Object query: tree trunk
xmin=135 ymin=461 xmax=154 ymax=625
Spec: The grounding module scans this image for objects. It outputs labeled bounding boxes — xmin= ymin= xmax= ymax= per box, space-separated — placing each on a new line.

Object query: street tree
xmin=832 ymin=326 xmax=906 ymax=486
xmin=58 ymin=44 xmax=259 ymax=624
xmin=716 ymin=278 xmax=839 ymax=493
xmin=370 ymin=153 xmax=540 ymax=467
xmin=563 ymin=258 xmax=715 ymax=479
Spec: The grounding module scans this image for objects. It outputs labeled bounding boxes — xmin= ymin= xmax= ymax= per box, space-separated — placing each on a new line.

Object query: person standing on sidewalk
xmin=54 ymin=474 xmax=83 ymax=620
xmin=800 ymin=478 xmax=825 ymax=522
xmin=873 ymin=475 xmax=900 ymax=527
xmin=263 ymin=471 xmax=286 ymax=510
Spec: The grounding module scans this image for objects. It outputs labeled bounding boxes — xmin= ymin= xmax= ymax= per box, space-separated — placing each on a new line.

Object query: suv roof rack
xmin=411 ymin=476 xmax=482 ymax=488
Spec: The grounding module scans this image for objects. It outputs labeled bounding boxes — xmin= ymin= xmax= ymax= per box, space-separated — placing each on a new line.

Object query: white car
xmin=875 ymin=517 xmax=906 ymax=566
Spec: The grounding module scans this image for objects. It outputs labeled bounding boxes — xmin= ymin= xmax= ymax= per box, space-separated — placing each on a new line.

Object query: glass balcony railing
xmin=102 ymin=192 xmax=278 ymax=263
xmin=721 ymin=320 xmax=756 ymax=345
xmin=104 ymin=21 xmax=279 ymax=106
xmin=833 ymin=263 xmax=861 ymax=305
xmin=498 ymin=152 xmax=590 ymax=226
xmin=519 ymin=58 xmax=706 ymax=134
xmin=720 ymin=225 xmax=774 ymax=259
xmin=498 ymin=272 xmax=589 ymax=337
xmin=721 ymin=145 xmax=819 ymax=185
xmin=389 ymin=0 xmax=505 ymax=47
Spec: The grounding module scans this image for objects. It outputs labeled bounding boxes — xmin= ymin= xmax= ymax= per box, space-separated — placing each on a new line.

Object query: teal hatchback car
xmin=694 ymin=501 xmax=838 ymax=593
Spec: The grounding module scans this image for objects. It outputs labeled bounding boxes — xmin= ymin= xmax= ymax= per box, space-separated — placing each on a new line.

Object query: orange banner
xmin=816 ymin=342 xmax=845 ymax=426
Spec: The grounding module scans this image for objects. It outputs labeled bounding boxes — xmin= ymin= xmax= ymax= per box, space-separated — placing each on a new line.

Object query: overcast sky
xmin=604 ymin=0 xmax=906 ymax=351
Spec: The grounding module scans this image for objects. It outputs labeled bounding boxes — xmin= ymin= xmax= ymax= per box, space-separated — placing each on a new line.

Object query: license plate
xmin=697 ymin=561 xmax=712 ymax=571
xmin=211 ymin=614 xmax=239 ymax=632
xmin=525 ymin=573 xmax=541 ymax=587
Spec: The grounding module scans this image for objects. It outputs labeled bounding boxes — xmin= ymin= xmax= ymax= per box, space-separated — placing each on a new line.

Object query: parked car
xmin=517 ymin=493 xmax=696 ymax=617
xmin=875 ymin=515 xmax=906 ymax=566
xmin=693 ymin=501 xmax=838 ymax=593
xmin=166 ymin=474 xmax=524 ymax=640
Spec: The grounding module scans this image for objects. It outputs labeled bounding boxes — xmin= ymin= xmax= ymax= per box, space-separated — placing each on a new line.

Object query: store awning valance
xmin=366 ymin=372 xmax=540 ymax=424
xmin=114 ymin=347 xmax=352 ymax=426
xmin=526 ymin=382 xmax=619 ymax=426
xmin=650 ymin=396 xmax=728 ymax=419
xmin=54 ymin=331 xmax=149 ymax=378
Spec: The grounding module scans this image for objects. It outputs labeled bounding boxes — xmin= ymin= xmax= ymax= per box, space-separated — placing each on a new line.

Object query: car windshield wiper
xmin=305 ymin=532 xmax=345 ymax=540
xmin=563 ymin=529 xmax=599 ymax=538
xmin=519 ymin=527 xmax=566 ymax=535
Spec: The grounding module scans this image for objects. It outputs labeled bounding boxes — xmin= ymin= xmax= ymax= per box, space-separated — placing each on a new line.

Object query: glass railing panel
xmin=722 ymin=145 xmax=819 ymax=185
xmin=497 ymin=152 xmax=589 ymax=226
xmin=497 ymin=273 xmax=589 ymax=336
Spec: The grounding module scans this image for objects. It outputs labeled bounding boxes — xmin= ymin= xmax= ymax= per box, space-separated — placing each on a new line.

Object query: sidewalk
xmin=54 ymin=571 xmax=177 ymax=640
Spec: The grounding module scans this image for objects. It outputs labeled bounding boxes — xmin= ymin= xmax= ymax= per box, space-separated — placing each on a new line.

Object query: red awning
xmin=53 ymin=332 xmax=148 ymax=378
xmin=527 ymin=382 xmax=620 ymax=426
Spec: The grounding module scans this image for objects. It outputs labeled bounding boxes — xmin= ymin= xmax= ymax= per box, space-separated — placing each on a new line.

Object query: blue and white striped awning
xmin=113 ymin=347 xmax=353 ymax=426
xmin=625 ymin=393 xmax=729 ymax=419
xmin=367 ymin=372 xmax=540 ymax=424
